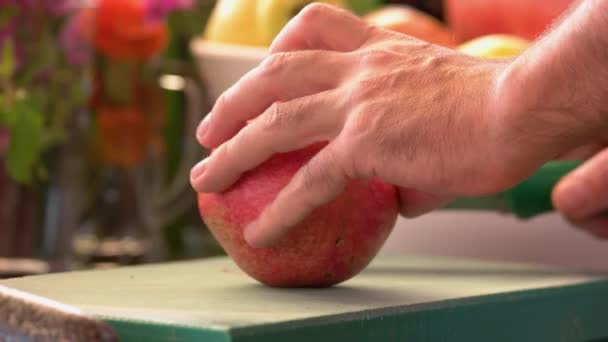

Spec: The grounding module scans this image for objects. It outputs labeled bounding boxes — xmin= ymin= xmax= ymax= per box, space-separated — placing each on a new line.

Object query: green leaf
xmin=5 ymin=97 xmax=44 ymax=184
xmin=0 ymin=40 xmax=15 ymax=78
xmin=0 ymin=95 xmax=5 ymax=125
xmin=0 ymin=93 xmax=17 ymax=127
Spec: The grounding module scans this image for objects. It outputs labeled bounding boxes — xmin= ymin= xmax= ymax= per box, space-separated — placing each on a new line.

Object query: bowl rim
xmin=190 ymin=38 xmax=268 ymax=60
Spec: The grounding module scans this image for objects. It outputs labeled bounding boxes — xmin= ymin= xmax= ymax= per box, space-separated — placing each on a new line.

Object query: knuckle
xmin=343 ymin=102 xmax=382 ymax=143
xmin=213 ymin=140 xmax=232 ymax=164
xmin=359 ymin=49 xmax=395 ymax=69
xmin=258 ymin=52 xmax=294 ymax=78
xmin=261 ymin=102 xmax=290 ymax=130
xmin=296 ymin=3 xmax=332 ymax=26
xmin=215 ymin=138 xmax=248 ymax=174
xmin=260 ymin=99 xmax=310 ymax=132
xmin=348 ymin=78 xmax=376 ymax=106
xmin=344 ymin=110 xmax=371 ymax=141
xmin=347 ymin=74 xmax=386 ymax=106
xmin=348 ymin=82 xmax=370 ymax=106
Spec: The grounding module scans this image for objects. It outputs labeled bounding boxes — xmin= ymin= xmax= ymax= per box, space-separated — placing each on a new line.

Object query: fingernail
xmin=196 ymin=113 xmax=212 ymax=143
xmin=190 ymin=159 xmax=209 ymax=191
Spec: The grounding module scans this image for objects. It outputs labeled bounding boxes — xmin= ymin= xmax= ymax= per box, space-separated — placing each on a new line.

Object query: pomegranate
xmin=197 ymin=143 xmax=398 ymax=287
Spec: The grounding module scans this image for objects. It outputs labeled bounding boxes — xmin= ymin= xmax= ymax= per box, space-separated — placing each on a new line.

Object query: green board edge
xmin=231 ymin=279 xmax=608 ymax=342
xmin=100 ymin=279 xmax=608 ymax=342
xmin=105 ymin=318 xmax=230 ymax=342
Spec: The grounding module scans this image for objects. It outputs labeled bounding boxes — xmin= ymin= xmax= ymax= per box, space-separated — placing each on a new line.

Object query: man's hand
xmin=553 ymin=143 xmax=608 ymax=239
xmin=191 ymin=4 xmax=521 ymax=247
xmin=191 ymin=2 xmax=608 ymax=247
xmin=501 ymin=0 xmax=608 ymax=240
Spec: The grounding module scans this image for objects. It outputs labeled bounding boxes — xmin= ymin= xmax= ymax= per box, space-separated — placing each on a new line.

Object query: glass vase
xmin=0 ymin=1 xmax=93 ymax=275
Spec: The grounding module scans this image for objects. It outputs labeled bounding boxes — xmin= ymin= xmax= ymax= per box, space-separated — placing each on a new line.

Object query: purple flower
xmin=0 ymin=2 xmax=16 ymax=48
xmin=0 ymin=20 xmax=15 ymax=46
xmin=1 ymin=0 xmax=87 ymax=16
xmin=145 ymin=0 xmax=194 ymax=22
xmin=45 ymin=0 xmax=88 ymax=16
xmin=1 ymin=0 xmax=91 ymax=67
xmin=59 ymin=13 xmax=91 ymax=66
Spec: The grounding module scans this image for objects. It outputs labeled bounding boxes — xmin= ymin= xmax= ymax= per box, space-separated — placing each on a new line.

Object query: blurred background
xmin=1 ymin=0 xmax=605 ymax=279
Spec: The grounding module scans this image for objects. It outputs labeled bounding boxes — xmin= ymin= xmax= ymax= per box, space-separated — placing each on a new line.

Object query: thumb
xmin=398 ymin=187 xmax=453 ymax=218
xmin=552 ymin=148 xmax=608 ymax=238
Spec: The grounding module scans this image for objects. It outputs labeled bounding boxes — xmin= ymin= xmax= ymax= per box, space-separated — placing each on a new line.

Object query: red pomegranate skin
xmin=197 ymin=144 xmax=399 ymax=287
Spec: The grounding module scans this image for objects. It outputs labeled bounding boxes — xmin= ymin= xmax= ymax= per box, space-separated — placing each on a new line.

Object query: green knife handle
xmin=446 ymin=161 xmax=582 ymax=219
xmin=505 ymin=160 xmax=581 ymax=218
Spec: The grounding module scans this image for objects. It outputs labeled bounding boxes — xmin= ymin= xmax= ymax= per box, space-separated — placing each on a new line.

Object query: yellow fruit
xmin=204 ymin=0 xmax=265 ymax=46
xmin=457 ymin=34 xmax=530 ymax=58
xmin=204 ymin=0 xmax=346 ymax=47
xmin=257 ymin=0 xmax=345 ymax=46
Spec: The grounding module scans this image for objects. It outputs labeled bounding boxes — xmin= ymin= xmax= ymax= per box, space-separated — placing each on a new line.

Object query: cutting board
xmin=2 ymin=256 xmax=608 ymax=342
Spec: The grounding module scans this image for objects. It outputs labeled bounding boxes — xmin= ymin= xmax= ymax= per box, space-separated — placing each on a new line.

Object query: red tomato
xmin=93 ymin=0 xmax=167 ymax=59
xmin=445 ymin=0 xmax=575 ymax=41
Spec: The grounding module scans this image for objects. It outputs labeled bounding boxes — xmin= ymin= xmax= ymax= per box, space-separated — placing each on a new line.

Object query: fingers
xmin=191 ymin=92 xmax=347 ymax=193
xmin=197 ymin=4 xmax=377 ymax=148
xmin=553 ymin=148 xmax=608 ymax=220
xmin=398 ymin=188 xmax=453 ymax=218
xmin=197 ymin=4 xmax=376 ymax=148
xmin=269 ymin=3 xmax=373 ymax=53
xmin=244 ymin=142 xmax=349 ymax=248
xmin=553 ymin=148 xmax=608 ymax=239
xmin=197 ymin=50 xmax=350 ymax=148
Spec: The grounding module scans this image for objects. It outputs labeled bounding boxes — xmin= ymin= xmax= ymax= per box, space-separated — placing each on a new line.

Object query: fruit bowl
xmin=190 ymin=38 xmax=267 ymax=101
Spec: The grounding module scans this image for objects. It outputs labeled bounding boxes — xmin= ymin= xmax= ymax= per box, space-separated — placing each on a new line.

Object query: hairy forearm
xmin=495 ymin=0 xmax=608 ymax=162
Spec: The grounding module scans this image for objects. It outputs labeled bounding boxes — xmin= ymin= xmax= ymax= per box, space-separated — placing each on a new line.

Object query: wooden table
xmin=2 ymin=256 xmax=607 ymax=341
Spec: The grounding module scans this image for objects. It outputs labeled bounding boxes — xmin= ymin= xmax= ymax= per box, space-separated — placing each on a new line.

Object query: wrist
xmin=488 ymin=49 xmax=606 ymax=180
xmin=478 ymin=59 xmax=572 ymax=190
xmin=495 ymin=0 xmax=608 ymax=150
